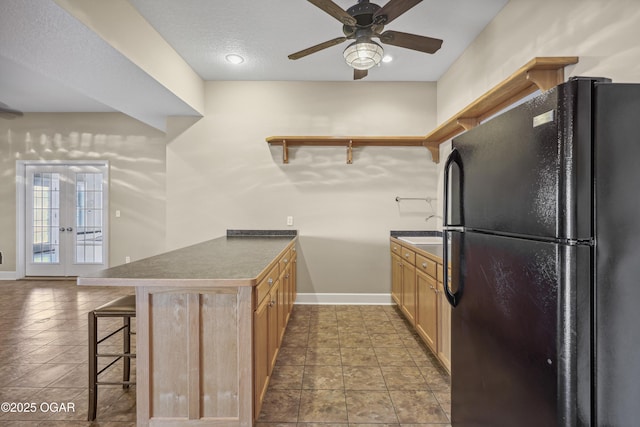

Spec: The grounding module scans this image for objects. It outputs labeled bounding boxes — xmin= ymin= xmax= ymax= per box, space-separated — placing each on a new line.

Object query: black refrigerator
xmin=442 ymin=77 xmax=640 ymax=426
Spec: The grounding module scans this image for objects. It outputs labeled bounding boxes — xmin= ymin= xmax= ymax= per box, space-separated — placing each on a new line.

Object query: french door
xmin=25 ymin=163 xmax=108 ymax=277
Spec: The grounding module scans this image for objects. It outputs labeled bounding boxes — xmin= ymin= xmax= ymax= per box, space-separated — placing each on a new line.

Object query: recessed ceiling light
xmin=225 ymin=54 xmax=244 ymax=65
xmin=382 ymin=55 xmax=393 ymax=63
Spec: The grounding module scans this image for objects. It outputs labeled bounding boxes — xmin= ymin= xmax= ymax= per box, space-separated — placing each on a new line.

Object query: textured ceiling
xmin=129 ymin=0 xmax=508 ymax=81
xmin=0 ymin=0 xmax=508 ymax=128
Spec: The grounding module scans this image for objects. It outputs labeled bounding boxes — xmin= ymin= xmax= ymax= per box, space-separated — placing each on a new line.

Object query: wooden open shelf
xmin=266 ymin=56 xmax=579 ymax=164
xmin=423 ymin=56 xmax=579 ymax=155
xmin=265 ymin=136 xmax=427 ymax=164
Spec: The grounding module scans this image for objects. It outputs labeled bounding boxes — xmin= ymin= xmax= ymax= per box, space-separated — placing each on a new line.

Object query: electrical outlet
xmin=125 ymin=256 xmax=131 ymax=263
xmin=286 ymin=216 xmax=294 ymax=226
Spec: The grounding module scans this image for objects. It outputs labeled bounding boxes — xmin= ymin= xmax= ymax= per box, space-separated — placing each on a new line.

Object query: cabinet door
xmin=278 ymin=270 xmax=287 ymax=343
xmin=401 ymin=262 xmax=416 ymax=325
xmin=267 ymin=281 xmax=281 ymax=373
xmin=284 ymin=261 xmax=293 ymax=319
xmin=391 ymin=253 xmax=403 ymax=305
xmin=416 ymin=270 xmax=438 ymax=353
xmin=254 ymin=296 xmax=269 ymax=418
xmin=291 ymin=249 xmax=297 ymax=307
xmin=437 ymin=274 xmax=452 ymax=373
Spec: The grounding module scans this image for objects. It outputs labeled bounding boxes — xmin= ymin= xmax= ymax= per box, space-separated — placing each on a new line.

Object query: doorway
xmin=21 ymin=162 xmax=109 ymax=277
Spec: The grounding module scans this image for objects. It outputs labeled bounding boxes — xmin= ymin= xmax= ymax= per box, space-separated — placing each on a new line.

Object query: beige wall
xmin=166 ymin=81 xmax=438 ymax=296
xmin=437 ymin=0 xmax=640 ymax=123
xmin=435 ymin=0 xmax=640 ymax=221
xmin=0 ymin=113 xmax=166 ymax=276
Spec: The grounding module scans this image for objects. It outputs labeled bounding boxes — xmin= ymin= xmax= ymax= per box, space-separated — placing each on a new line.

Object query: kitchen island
xmin=78 ymin=230 xmax=297 ymax=427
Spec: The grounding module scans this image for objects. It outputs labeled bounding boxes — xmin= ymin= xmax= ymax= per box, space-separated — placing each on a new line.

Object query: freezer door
xmin=594 ymin=82 xmax=640 ymax=426
xmin=452 ymin=78 xmax=597 ymax=240
xmin=451 ymin=231 xmax=577 ymax=427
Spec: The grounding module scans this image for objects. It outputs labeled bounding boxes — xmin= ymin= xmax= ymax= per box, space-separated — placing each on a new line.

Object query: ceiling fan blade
xmin=288 ymin=37 xmax=348 ymax=60
xmin=0 ymin=103 xmax=23 ymax=120
xmin=378 ymin=30 xmax=443 ymax=54
xmin=373 ymin=0 xmax=422 ymax=25
xmin=354 ymin=69 xmax=368 ymax=80
xmin=308 ymin=0 xmax=357 ymax=26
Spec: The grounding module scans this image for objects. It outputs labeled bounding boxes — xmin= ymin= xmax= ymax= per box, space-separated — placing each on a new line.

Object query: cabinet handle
xmin=268 ymin=278 xmax=273 ymax=285
xmin=285 ymin=274 xmax=290 ymax=279
xmin=284 ymin=258 xmax=288 ymax=264
xmin=405 ymin=253 xmax=410 ymax=258
xmin=429 ymin=285 xmax=435 ymax=290
xmin=270 ymin=300 xmax=276 ymax=307
xmin=422 ymin=263 xmax=427 ymax=268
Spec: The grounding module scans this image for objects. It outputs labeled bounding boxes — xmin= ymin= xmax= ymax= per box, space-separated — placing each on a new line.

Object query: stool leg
xmin=123 ymin=316 xmax=131 ymax=389
xmin=88 ymin=311 xmax=98 ymax=421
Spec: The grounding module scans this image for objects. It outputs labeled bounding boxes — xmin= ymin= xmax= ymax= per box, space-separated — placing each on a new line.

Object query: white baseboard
xmin=295 ymin=293 xmax=393 ymax=305
xmin=0 ymin=271 xmax=17 ymax=280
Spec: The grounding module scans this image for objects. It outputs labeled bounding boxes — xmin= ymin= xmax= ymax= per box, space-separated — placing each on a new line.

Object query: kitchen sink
xmin=398 ymin=236 xmax=443 ymax=245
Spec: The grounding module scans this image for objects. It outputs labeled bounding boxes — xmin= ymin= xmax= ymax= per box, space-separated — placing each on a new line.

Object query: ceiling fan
xmin=289 ymin=0 xmax=443 ymax=80
xmin=0 ymin=101 xmax=23 ymax=120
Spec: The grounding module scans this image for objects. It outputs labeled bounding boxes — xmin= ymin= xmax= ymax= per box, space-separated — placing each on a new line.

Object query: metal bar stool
xmin=88 ymin=294 xmax=136 ymax=421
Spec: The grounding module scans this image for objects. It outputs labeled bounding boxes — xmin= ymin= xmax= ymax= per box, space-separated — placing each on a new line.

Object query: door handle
xmin=443 ymin=148 xmax=464 ymax=308
xmin=59 ymin=227 xmax=66 ymax=232
xmin=66 ymin=227 xmax=73 ymax=232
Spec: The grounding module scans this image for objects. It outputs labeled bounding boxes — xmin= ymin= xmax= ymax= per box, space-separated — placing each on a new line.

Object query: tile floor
xmin=0 ymin=280 xmax=451 ymax=427
xmin=0 ymin=280 xmax=136 ymax=427
xmin=256 ymin=304 xmax=451 ymax=426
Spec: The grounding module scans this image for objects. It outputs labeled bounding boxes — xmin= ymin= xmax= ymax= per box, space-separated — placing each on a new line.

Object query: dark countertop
xmin=78 ymin=231 xmax=296 ymax=288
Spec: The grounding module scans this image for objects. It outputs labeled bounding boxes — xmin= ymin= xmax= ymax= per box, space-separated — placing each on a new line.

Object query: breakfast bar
xmin=78 ymin=230 xmax=297 ymax=427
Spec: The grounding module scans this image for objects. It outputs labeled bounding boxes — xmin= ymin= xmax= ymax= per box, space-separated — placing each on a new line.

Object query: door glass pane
xmin=32 ymin=173 xmax=60 ymax=263
xmin=75 ymin=172 xmax=103 ymax=263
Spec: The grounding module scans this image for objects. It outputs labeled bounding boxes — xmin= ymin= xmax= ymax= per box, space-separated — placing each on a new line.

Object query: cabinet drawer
xmin=401 ymin=246 xmax=416 ymax=265
xmin=390 ymin=241 xmax=402 ymax=256
xmin=416 ymin=254 xmax=437 ymax=278
xmin=279 ymin=249 xmax=291 ymax=272
xmin=256 ymin=265 xmax=279 ymax=304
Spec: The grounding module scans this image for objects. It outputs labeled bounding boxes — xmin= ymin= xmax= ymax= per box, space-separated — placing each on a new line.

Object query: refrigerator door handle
xmin=443 ymin=148 xmax=463 ymax=307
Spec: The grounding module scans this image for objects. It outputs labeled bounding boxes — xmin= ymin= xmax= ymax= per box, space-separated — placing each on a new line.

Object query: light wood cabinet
xmin=253 ymin=293 xmax=269 ymax=416
xmin=279 ymin=248 xmax=295 ymax=335
xmin=390 ymin=237 xmax=450 ymax=373
xmin=416 ymin=268 xmax=438 ymax=353
xmin=437 ymin=266 xmax=452 ymax=372
xmin=391 ymin=252 xmax=403 ymax=306
xmin=253 ymin=242 xmax=297 ymax=421
xmin=401 ymin=258 xmax=416 ymax=325
xmin=267 ymin=279 xmax=281 ymax=372
xmin=391 ymin=242 xmax=417 ymax=326
xmin=290 ymin=247 xmax=297 ymax=312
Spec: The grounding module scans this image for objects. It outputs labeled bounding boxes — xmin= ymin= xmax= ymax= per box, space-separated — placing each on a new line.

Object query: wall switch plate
xmin=287 ymin=216 xmax=294 ymax=226
xmin=115 ymin=210 xmax=121 ymax=218
xmin=125 ymin=256 xmax=131 ymax=263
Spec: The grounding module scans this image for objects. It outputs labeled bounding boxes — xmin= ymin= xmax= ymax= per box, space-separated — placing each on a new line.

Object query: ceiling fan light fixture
xmin=343 ymin=40 xmax=384 ymax=70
